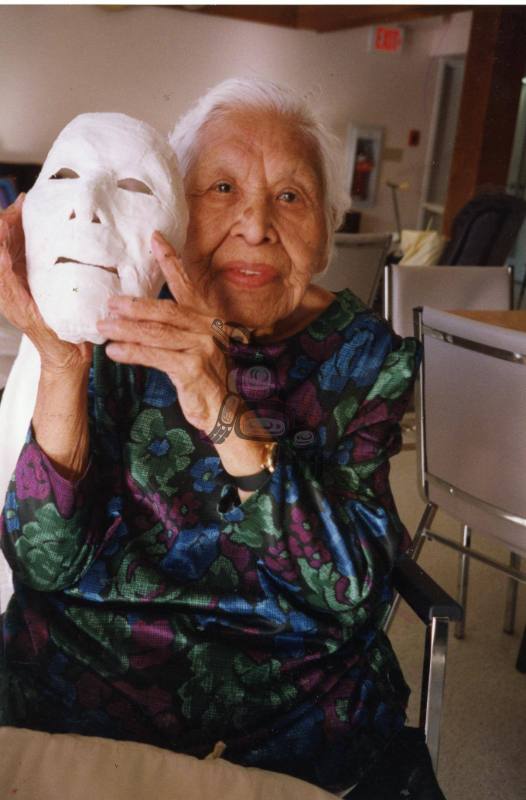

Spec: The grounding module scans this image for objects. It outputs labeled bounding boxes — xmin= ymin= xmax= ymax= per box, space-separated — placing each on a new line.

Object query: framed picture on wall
xmin=346 ymin=125 xmax=384 ymax=209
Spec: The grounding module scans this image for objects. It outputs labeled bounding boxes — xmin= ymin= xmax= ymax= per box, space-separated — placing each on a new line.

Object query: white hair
xmin=169 ymin=78 xmax=350 ymax=252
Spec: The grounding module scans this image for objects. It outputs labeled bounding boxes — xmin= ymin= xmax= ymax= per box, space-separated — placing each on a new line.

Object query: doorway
xmin=418 ymin=57 xmax=465 ymax=232
xmin=507 ymin=79 xmax=526 ymax=308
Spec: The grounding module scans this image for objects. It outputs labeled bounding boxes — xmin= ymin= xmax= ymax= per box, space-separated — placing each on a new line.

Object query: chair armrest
xmin=392 ymin=554 xmax=463 ymax=624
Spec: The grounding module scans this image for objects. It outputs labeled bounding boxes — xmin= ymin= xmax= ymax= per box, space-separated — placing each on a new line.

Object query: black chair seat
xmin=346 ymin=727 xmax=446 ymax=800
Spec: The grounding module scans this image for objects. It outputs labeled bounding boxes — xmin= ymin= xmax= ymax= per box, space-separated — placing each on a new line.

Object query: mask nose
xmin=67 ymin=179 xmax=105 ymax=224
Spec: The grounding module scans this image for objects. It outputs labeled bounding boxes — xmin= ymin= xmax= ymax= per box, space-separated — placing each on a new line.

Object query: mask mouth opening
xmin=54 ymin=256 xmax=118 ymax=275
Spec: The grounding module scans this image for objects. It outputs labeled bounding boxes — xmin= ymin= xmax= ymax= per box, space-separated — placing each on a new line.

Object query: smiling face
xmin=182 ymin=108 xmax=329 ymax=336
xmin=23 ymin=113 xmax=188 ymax=343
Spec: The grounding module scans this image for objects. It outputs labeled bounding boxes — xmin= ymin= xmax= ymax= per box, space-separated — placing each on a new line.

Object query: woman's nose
xmin=232 ymin=195 xmax=277 ymax=245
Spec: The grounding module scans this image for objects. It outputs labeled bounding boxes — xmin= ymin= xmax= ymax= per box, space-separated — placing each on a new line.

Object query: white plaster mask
xmin=23 ymin=113 xmax=188 ymax=344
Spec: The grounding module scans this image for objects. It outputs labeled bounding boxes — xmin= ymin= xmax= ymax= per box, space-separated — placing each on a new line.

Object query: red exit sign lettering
xmin=371 ymin=25 xmax=404 ymax=54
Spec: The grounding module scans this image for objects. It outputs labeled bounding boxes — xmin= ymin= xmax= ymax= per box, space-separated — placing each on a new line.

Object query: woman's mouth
xmin=221 ymin=262 xmax=279 ymax=288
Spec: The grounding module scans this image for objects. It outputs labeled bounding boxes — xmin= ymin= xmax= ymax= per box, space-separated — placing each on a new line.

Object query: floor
xmin=388 ymin=441 xmax=526 ymax=800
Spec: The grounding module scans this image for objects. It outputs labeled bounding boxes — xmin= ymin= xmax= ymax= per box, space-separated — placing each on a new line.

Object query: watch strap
xmin=225 ymin=442 xmax=278 ymax=491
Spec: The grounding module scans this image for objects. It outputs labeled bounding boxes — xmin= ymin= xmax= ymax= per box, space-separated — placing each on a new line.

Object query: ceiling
xmin=173 ymin=5 xmax=472 ymax=33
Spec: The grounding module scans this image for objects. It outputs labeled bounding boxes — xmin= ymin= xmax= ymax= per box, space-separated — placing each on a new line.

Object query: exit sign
xmin=370 ymin=25 xmax=405 ymax=54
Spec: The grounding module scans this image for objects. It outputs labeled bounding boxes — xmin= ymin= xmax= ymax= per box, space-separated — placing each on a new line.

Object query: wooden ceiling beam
xmin=173 ymin=5 xmax=471 ymax=33
xmin=295 ymin=5 xmax=462 ymax=33
xmin=172 ymin=6 xmax=300 ymax=29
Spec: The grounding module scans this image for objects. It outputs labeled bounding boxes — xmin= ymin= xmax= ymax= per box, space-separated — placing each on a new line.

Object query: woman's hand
xmin=97 ymin=232 xmax=231 ymax=434
xmin=0 ymin=195 xmax=92 ymax=375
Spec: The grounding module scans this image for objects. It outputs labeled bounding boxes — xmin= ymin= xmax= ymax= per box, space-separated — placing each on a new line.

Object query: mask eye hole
xmin=49 ymin=168 xmax=80 ymax=180
xmin=117 ymin=178 xmax=153 ymax=195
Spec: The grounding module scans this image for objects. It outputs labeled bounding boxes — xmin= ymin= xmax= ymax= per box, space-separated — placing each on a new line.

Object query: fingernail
xmin=106 ymin=343 xmax=121 ymax=358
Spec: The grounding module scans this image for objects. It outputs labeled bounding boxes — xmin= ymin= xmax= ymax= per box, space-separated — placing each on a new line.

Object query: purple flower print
xmin=289 ymin=507 xmax=332 ymax=569
xmin=15 ymin=443 xmax=51 ymax=501
xmin=130 ymin=619 xmax=174 ymax=670
xmin=131 ymin=619 xmax=174 ymax=650
xmin=169 ymin=493 xmax=201 ymax=527
xmin=264 ymin=539 xmax=299 ymax=583
xmin=287 ymin=381 xmax=323 ymax=429
xmin=300 ymin=332 xmax=342 ymax=362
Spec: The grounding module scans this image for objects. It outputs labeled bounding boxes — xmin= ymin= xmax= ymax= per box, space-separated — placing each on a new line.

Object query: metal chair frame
xmin=382 ymin=263 xmax=514 ymax=339
xmin=411 ymin=307 xmax=526 ymax=635
xmin=388 ymin=555 xmax=462 ymax=773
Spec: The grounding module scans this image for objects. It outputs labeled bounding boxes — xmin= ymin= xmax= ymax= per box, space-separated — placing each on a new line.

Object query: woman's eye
xmin=117 ymin=178 xmax=153 ymax=195
xmin=49 ymin=168 xmax=79 ymax=180
xmin=278 ymin=190 xmax=298 ymax=203
xmin=214 ymin=181 xmax=233 ymax=194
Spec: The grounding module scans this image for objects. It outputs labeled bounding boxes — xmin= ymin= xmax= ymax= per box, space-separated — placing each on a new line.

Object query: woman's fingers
xmin=151 ymin=230 xmax=194 ymax=301
xmin=107 ymin=294 xmax=179 ymax=323
xmin=105 ymin=340 xmax=217 ymax=389
xmin=98 ymin=314 xmax=214 ymax=353
xmin=0 ymin=237 xmax=33 ymax=325
xmin=1 ymin=195 xmax=26 ymax=274
xmin=106 ymin=294 xmax=212 ymax=335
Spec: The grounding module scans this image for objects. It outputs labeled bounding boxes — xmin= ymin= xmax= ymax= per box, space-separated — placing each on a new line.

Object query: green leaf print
xmin=51 ymin=607 xmax=131 ymax=676
xmin=179 ymin=643 xmax=297 ymax=729
xmin=298 ymin=560 xmax=367 ymax=625
xmin=127 ymin=409 xmax=194 ymax=496
xmin=229 ymin=494 xmax=280 ymax=548
xmin=209 ymin=555 xmax=239 ymax=587
xmin=366 ymin=343 xmax=417 ymax=401
xmin=308 ymin=291 xmax=363 ymax=341
xmin=15 ymin=504 xmax=92 ymax=591
xmin=333 ymin=394 xmax=360 ymax=438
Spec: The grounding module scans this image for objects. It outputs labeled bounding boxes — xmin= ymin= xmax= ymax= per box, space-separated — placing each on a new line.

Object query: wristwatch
xmin=227 ymin=441 xmax=278 ymax=492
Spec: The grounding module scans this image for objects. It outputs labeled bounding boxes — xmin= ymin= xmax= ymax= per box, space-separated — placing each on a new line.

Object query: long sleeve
xmin=0 ymin=348 xmax=138 ymax=592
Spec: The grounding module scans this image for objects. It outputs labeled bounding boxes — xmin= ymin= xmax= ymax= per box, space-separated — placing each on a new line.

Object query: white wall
xmin=0 ymin=5 xmax=471 ymax=232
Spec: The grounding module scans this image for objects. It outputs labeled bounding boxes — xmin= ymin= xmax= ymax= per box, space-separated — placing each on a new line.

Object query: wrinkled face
xmin=23 ymin=113 xmax=188 ymax=344
xmin=182 ymin=108 xmax=328 ymax=334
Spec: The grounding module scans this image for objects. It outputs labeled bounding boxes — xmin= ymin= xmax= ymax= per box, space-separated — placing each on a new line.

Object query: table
xmin=449 ymin=309 xmax=526 ymax=333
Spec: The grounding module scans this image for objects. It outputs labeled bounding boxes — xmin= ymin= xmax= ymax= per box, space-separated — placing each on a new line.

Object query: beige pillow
xmin=0 ymin=727 xmax=337 ymax=800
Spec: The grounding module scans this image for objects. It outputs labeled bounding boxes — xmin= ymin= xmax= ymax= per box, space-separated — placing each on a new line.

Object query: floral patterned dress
xmin=0 ymin=289 xmax=420 ymax=793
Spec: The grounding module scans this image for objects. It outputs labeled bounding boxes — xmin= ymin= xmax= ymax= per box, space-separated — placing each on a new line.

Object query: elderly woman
xmin=0 ymin=79 xmax=421 ymax=795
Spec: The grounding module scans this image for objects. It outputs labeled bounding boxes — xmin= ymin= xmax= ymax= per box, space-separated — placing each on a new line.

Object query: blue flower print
xmin=290 ymin=355 xmax=317 ymax=381
xmin=191 ymin=457 xmax=221 ymax=493
xmin=4 ymin=490 xmax=20 ymax=534
xmin=77 ymin=560 xmax=110 ymax=601
xmin=319 ymin=325 xmax=391 ymax=393
xmin=161 ymin=523 xmax=220 ymax=581
xmin=336 ymin=438 xmax=354 ymax=466
xmin=143 ymin=368 xmax=177 ymax=408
